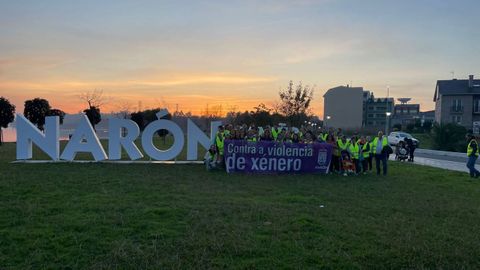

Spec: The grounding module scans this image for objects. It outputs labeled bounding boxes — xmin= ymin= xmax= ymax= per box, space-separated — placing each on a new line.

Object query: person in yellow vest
xmin=348 ymin=136 xmax=361 ymax=174
xmin=337 ymin=135 xmax=350 ymax=151
xmin=320 ymin=129 xmax=328 ymax=142
xmin=337 ymin=135 xmax=350 ymax=173
xmin=368 ymin=136 xmax=375 ymax=171
xmin=271 ymin=126 xmax=278 ymax=141
xmin=466 ymin=134 xmax=480 ymax=178
xmin=246 ymin=128 xmax=258 ymax=142
xmin=373 ymin=131 xmax=389 ymax=175
xmin=358 ymin=136 xmax=371 ymax=174
xmin=215 ymin=126 xmax=225 ymax=164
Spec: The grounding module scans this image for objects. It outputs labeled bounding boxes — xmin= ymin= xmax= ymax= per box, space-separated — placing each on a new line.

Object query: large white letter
xmin=60 ymin=115 xmax=107 ymax=161
xmin=187 ymin=119 xmax=222 ymax=160
xmin=16 ymin=114 xmax=59 ymax=160
xmin=108 ymin=118 xmax=143 ymax=160
xmin=141 ymin=119 xmax=184 ymax=161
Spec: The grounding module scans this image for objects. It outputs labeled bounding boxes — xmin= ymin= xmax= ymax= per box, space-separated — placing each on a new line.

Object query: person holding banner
xmin=261 ymin=128 xmax=274 ymax=141
xmin=246 ymin=128 xmax=258 ymax=142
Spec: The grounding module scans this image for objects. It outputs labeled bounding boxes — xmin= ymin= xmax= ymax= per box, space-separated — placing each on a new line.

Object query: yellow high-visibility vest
xmin=337 ymin=140 xmax=349 ymax=151
xmin=349 ymin=143 xmax=360 ymax=159
xmin=467 ymin=139 xmax=479 ymax=157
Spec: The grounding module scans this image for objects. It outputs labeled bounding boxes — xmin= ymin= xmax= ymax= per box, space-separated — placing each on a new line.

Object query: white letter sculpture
xmin=187 ymin=119 xmax=222 ymax=160
xmin=108 ymin=118 xmax=143 ymax=160
xmin=60 ymin=115 xmax=107 ymax=161
xmin=141 ymin=110 xmax=184 ymax=160
xmin=16 ymin=114 xmax=60 ymax=160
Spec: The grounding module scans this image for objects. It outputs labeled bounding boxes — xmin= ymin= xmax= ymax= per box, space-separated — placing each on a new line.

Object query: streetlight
xmin=325 ymin=115 xmax=331 ymax=128
xmin=385 ymin=112 xmax=392 ymax=135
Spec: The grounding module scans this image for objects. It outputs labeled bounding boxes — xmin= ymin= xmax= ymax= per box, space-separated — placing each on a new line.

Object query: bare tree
xmin=115 ymin=101 xmax=132 ymax=119
xmin=79 ymin=89 xmax=109 ymax=131
xmin=79 ymin=89 xmax=109 ymax=108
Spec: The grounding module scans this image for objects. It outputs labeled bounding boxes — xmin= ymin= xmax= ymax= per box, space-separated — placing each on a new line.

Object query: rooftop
xmin=433 ymin=77 xmax=480 ymax=101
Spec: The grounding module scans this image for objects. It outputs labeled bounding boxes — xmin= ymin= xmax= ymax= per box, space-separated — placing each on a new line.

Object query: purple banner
xmin=224 ymin=140 xmax=332 ymax=174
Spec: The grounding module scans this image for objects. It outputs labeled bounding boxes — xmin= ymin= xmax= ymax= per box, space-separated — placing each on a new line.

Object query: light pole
xmin=385 ymin=112 xmax=392 ymax=134
xmin=325 ymin=115 xmax=331 ymax=129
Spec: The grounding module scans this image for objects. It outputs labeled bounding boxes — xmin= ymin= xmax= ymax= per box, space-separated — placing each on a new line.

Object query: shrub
xmin=432 ymin=123 xmax=467 ymax=152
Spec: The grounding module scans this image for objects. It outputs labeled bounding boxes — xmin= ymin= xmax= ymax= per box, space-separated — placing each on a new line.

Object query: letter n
xmin=16 ymin=114 xmax=60 ymax=160
xmin=186 ymin=119 xmax=222 ymax=160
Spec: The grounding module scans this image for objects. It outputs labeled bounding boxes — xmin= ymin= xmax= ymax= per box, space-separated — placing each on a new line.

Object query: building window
xmin=368 ymin=114 xmax=374 ymax=118
xmin=451 ymin=115 xmax=462 ymax=124
xmin=452 ymin=99 xmax=462 ymax=112
xmin=474 ymin=100 xmax=480 ymax=113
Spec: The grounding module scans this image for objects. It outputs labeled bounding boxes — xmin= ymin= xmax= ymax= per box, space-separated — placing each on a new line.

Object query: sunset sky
xmin=1 ymin=0 xmax=479 ymax=117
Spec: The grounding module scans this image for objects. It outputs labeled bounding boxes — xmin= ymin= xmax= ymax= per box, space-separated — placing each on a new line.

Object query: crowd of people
xmin=205 ymin=123 xmax=397 ymax=176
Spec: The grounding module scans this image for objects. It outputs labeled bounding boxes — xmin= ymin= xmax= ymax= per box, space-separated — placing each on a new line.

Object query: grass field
xmin=1 ymin=140 xmax=479 ymax=269
xmin=411 ymin=133 xmax=434 ymax=150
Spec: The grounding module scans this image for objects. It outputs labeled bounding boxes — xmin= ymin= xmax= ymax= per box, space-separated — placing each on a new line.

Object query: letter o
xmin=141 ymin=120 xmax=185 ymax=160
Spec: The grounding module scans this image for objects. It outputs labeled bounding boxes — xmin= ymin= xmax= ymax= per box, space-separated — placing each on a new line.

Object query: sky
xmin=1 ymin=0 xmax=479 ymax=117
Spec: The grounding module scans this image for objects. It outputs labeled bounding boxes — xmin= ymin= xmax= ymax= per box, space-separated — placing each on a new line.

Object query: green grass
xmin=1 ymin=141 xmax=479 ymax=269
xmin=411 ymin=133 xmax=434 ymax=149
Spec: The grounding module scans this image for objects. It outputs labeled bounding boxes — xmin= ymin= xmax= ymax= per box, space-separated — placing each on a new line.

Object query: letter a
xmin=60 ymin=115 xmax=107 ymax=161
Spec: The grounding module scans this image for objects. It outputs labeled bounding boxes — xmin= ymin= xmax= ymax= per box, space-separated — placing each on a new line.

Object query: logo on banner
xmin=317 ymin=149 xmax=328 ymax=166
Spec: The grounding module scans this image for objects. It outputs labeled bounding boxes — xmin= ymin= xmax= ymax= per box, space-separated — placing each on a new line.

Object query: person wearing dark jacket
xmin=405 ymin=138 xmax=415 ymax=162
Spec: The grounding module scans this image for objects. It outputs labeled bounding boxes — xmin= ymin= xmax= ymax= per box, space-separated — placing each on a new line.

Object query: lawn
xmin=1 ymin=141 xmax=479 ymax=269
xmin=411 ymin=133 xmax=434 ymax=150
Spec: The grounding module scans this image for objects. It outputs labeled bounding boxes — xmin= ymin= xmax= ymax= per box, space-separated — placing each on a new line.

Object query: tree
xmin=115 ymin=101 xmax=132 ymax=119
xmin=251 ymin=103 xmax=273 ymax=127
xmin=47 ymin=109 xmax=66 ymax=125
xmin=405 ymin=123 xmax=415 ymax=133
xmin=432 ymin=123 xmax=467 ymax=152
xmin=156 ymin=111 xmax=172 ymax=144
xmin=24 ymin=98 xmax=51 ymax=130
xmin=130 ymin=111 xmax=145 ymax=130
xmin=0 ymin=97 xmax=16 ymax=145
xmin=79 ymin=89 xmax=108 ymax=108
xmin=423 ymin=120 xmax=433 ymax=133
xmin=79 ymin=90 xmax=108 ymax=131
xmin=83 ymin=106 xmax=101 ymax=131
xmin=278 ymin=81 xmax=314 ymax=126
xmin=129 ymin=108 xmax=171 ymax=143
xmin=392 ymin=123 xmax=402 ymax=131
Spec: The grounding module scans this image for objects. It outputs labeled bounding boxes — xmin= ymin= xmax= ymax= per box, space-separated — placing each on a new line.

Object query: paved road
xmin=391 ymin=148 xmax=471 ymax=173
xmin=414 ymin=152 xmax=471 ymax=164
